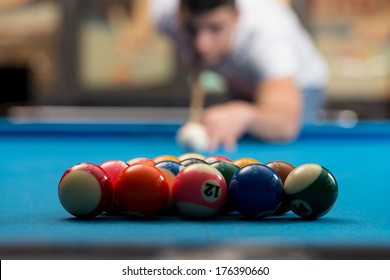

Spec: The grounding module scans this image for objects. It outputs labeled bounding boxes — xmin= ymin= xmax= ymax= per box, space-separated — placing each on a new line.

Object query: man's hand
xmin=201 ymin=77 xmax=303 ymax=151
xmin=202 ymin=101 xmax=255 ymax=151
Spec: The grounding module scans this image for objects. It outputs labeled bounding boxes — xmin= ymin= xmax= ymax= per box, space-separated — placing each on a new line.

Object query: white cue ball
xmin=176 ymin=122 xmax=210 ymax=152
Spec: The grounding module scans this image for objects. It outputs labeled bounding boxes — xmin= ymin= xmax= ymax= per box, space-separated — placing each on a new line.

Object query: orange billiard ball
xmin=233 ymin=157 xmax=261 ymax=168
xmin=115 ymin=164 xmax=169 ymax=217
xmin=153 ymin=155 xmax=180 ymax=163
xmin=126 ymin=157 xmax=155 ymax=166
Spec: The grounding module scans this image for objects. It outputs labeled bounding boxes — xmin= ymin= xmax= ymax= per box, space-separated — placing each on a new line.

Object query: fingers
xmin=205 ymin=123 xmax=238 ymax=152
xmin=222 ymin=135 xmax=237 ymax=152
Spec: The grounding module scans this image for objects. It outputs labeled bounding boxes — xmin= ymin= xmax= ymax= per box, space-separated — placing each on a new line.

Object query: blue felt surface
xmin=0 ymin=120 xmax=390 ymax=249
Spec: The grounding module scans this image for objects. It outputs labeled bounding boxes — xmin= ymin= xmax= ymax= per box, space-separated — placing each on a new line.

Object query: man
xmin=150 ymin=0 xmax=328 ymax=151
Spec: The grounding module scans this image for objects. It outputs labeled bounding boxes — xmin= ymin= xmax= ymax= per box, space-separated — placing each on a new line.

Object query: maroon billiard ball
xmin=58 ymin=162 xmax=113 ymax=218
xmin=266 ymin=160 xmax=295 ymax=215
xmin=266 ymin=160 xmax=295 ymax=184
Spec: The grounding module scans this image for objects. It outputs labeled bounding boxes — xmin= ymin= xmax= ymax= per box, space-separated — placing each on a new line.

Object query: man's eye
xmin=209 ymin=24 xmax=223 ymax=33
xmin=185 ymin=24 xmax=198 ymax=36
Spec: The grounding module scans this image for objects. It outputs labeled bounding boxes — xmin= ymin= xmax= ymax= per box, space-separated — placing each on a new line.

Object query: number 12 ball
xmin=173 ymin=163 xmax=227 ymax=217
xmin=283 ymin=164 xmax=338 ymax=219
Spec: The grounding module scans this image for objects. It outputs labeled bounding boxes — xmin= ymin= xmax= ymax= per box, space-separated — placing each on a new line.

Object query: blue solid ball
xmin=229 ymin=164 xmax=283 ymax=218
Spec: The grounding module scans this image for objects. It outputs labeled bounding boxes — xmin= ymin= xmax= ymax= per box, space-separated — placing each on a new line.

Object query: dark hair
xmin=180 ymin=0 xmax=236 ymax=15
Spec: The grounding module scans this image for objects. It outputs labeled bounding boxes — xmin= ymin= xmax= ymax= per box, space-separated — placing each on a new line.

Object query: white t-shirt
xmin=150 ymin=0 xmax=328 ymax=101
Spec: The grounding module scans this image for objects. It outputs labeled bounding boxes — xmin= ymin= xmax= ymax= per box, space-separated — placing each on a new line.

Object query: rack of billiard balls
xmin=58 ymin=153 xmax=338 ymax=220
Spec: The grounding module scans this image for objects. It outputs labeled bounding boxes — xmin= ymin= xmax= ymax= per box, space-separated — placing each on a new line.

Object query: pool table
xmin=1 ymin=116 xmax=390 ymax=260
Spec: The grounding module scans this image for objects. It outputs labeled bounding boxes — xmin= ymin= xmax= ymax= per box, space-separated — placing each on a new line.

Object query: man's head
xmin=179 ymin=0 xmax=238 ymax=67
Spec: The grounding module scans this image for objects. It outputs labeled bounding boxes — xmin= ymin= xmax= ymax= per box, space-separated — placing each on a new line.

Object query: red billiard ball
xmin=173 ymin=163 xmax=227 ymax=217
xmin=284 ymin=164 xmax=338 ymax=219
xmin=58 ymin=162 xmax=113 ymax=218
xmin=229 ymin=164 xmax=283 ymax=219
xmin=99 ymin=160 xmax=129 ymax=214
xmin=115 ymin=164 xmax=169 ymax=217
xmin=100 ymin=160 xmax=129 ymax=183
xmin=265 ymin=160 xmax=295 ymax=215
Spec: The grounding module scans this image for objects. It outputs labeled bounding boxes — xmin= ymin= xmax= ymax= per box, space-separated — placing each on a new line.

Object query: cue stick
xmin=188 ymin=71 xmax=205 ymax=123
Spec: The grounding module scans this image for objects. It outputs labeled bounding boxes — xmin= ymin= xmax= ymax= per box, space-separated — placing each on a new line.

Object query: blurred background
xmin=0 ymin=0 xmax=389 ymax=121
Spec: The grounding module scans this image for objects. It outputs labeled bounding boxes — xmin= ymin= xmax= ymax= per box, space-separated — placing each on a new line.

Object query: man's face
xmin=180 ymin=5 xmax=239 ymax=67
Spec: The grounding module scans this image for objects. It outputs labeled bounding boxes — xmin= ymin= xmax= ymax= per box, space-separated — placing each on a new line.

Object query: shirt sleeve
xmin=251 ymin=30 xmax=299 ymax=81
xmin=149 ymin=0 xmax=178 ymax=36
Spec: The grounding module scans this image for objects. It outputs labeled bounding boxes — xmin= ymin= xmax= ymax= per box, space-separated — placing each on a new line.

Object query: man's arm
xmin=249 ymin=76 xmax=303 ymax=141
xmin=202 ymin=76 xmax=303 ymax=151
xmin=0 ymin=0 xmax=31 ymax=11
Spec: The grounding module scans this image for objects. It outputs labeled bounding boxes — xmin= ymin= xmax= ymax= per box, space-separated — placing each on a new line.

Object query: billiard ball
xmin=176 ymin=122 xmax=210 ymax=152
xmin=154 ymin=161 xmax=184 ymax=210
xmin=178 ymin=153 xmax=206 ymax=161
xmin=211 ymin=161 xmax=240 ymax=186
xmin=99 ymin=160 xmax=129 ymax=214
xmin=58 ymin=163 xmax=113 ymax=218
xmin=233 ymin=157 xmax=261 ymax=168
xmin=283 ymin=164 xmax=338 ymax=219
xmin=126 ymin=157 xmax=155 ymax=166
xmin=205 ymin=155 xmax=233 ymax=164
xmin=173 ymin=163 xmax=227 ymax=217
xmin=153 ymin=155 xmax=180 ymax=163
xmin=154 ymin=160 xmax=184 ymax=175
xmin=180 ymin=157 xmax=208 ymax=167
xmin=229 ymin=164 xmax=283 ymax=218
xmin=155 ymin=167 xmax=176 ymax=209
xmin=210 ymin=161 xmax=240 ymax=214
xmin=265 ymin=160 xmax=295 ymax=215
xmin=115 ymin=164 xmax=169 ymax=217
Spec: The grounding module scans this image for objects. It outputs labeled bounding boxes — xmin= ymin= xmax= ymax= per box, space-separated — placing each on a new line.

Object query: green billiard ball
xmin=284 ymin=164 xmax=338 ymax=219
xmin=211 ymin=161 xmax=240 ymax=214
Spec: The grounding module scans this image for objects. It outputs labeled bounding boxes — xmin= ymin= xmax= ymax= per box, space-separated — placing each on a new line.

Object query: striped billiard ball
xmin=58 ymin=163 xmax=113 ymax=218
xmin=154 ymin=160 xmax=185 ymax=176
xmin=173 ymin=163 xmax=227 ymax=217
xmin=205 ymin=155 xmax=233 ymax=164
xmin=180 ymin=157 xmax=208 ymax=167
xmin=284 ymin=164 xmax=338 ymax=219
